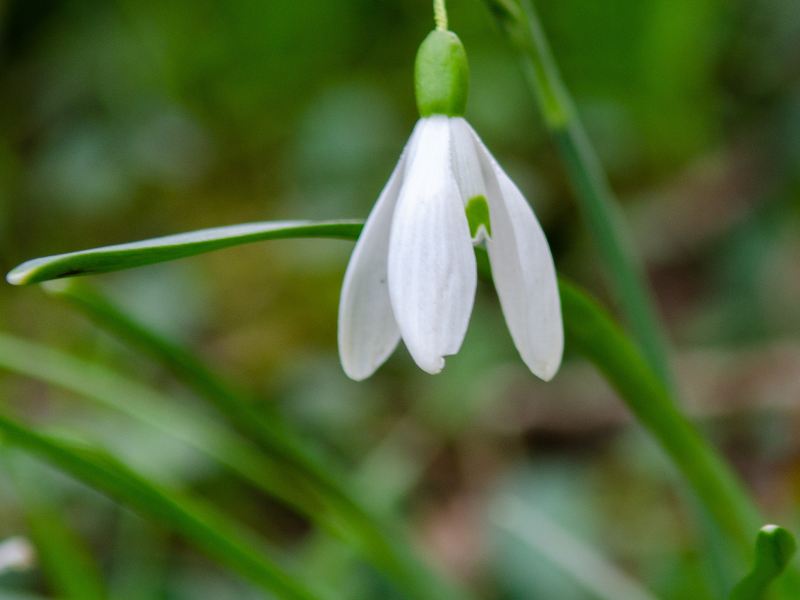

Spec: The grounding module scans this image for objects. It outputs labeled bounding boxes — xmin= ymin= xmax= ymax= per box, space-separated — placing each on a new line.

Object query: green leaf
xmin=7 ymin=220 xmax=363 ymax=285
xmin=730 ymin=526 xmax=797 ymax=600
xmin=0 ymin=412 xmax=324 ymax=600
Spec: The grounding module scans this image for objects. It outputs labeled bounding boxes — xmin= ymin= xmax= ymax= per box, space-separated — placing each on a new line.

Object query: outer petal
xmin=337 ymin=123 xmax=423 ymax=380
xmin=388 ymin=116 xmax=477 ymax=374
xmin=468 ymin=123 xmax=563 ymax=380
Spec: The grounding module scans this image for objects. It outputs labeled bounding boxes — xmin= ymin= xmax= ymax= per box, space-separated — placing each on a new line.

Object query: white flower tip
xmin=533 ymin=356 xmax=561 ymax=382
xmin=413 ymin=353 xmax=446 ymax=375
xmin=524 ymin=329 xmax=564 ymax=382
xmin=338 ymin=338 xmax=386 ymax=381
xmin=341 ymin=363 xmax=371 ymax=382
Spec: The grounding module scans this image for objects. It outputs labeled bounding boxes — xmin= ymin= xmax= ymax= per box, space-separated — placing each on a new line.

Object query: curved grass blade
xmin=730 ymin=526 xmax=797 ymax=600
xmin=491 ymin=495 xmax=657 ymax=600
xmin=0 ymin=412 xmax=324 ymax=600
xmin=7 ymin=220 xmax=363 ymax=285
xmin=43 ymin=281 xmax=467 ymax=600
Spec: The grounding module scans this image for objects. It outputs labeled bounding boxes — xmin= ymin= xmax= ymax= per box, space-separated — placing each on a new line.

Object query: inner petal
xmin=450 ymin=118 xmax=491 ymax=243
xmin=450 ymin=117 xmax=486 ymax=204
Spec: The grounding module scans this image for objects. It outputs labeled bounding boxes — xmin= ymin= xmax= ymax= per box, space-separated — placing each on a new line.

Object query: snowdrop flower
xmin=338 ymin=28 xmax=562 ymax=381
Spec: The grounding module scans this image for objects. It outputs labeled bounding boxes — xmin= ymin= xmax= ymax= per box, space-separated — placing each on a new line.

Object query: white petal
xmin=338 ymin=123 xmax=424 ymax=380
xmin=388 ymin=116 xmax=477 ymax=374
xmin=468 ymin=124 xmax=563 ymax=380
xmin=449 ymin=117 xmax=485 ymax=202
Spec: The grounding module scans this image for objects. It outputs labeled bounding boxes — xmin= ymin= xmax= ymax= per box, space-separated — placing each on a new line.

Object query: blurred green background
xmin=1 ymin=0 xmax=800 ymax=598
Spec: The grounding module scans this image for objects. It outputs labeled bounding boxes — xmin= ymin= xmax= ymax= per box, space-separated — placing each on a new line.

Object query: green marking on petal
xmin=466 ymin=195 xmax=491 ymax=239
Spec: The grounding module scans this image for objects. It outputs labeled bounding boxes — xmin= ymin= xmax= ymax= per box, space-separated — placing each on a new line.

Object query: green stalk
xmin=44 ymin=281 xmax=465 ymax=600
xmin=484 ymin=0 xmax=674 ymax=391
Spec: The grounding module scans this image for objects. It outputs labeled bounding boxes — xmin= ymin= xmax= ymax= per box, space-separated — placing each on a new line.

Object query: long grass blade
xmin=7 ymin=220 xmax=362 ymax=285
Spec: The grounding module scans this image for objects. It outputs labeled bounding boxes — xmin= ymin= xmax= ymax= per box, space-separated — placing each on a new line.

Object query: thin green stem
xmin=484 ymin=0 xmax=675 ymax=392
xmin=433 ymin=0 xmax=448 ymax=31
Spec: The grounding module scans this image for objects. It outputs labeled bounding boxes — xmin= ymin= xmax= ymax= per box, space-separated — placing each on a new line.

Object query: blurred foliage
xmin=1 ymin=0 xmax=800 ymax=598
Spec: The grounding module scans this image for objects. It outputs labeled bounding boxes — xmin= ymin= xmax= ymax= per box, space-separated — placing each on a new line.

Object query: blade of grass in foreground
xmin=42 ymin=280 xmax=466 ymax=600
xmin=6 ymin=220 xmax=362 ymax=285
xmin=0 ymin=412 xmax=324 ymax=600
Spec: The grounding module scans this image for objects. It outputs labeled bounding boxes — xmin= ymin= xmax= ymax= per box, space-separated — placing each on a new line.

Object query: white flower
xmin=338 ymin=115 xmax=563 ymax=381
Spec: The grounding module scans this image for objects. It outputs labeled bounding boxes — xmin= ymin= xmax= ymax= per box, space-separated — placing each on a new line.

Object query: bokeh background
xmin=1 ymin=0 xmax=800 ymax=598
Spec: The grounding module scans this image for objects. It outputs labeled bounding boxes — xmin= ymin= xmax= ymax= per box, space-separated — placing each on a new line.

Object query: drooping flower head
xmin=338 ymin=24 xmax=563 ymax=381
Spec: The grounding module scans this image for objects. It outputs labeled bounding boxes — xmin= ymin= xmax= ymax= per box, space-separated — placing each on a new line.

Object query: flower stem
xmin=433 ymin=0 xmax=448 ymax=31
xmin=485 ymin=0 xmax=675 ymax=392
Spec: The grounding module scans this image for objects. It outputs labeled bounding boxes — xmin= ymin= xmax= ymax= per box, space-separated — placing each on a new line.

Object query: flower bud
xmin=414 ymin=30 xmax=469 ymax=117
